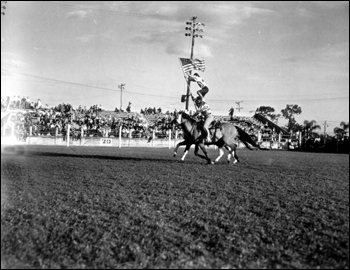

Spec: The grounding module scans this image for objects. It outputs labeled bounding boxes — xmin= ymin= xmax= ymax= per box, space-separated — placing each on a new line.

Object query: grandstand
xmin=253 ymin=113 xmax=289 ymax=135
xmin=1 ymin=93 xmax=307 ymax=151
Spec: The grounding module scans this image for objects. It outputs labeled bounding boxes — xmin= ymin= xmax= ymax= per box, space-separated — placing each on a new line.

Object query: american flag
xmin=179 ymin=58 xmax=206 ymax=74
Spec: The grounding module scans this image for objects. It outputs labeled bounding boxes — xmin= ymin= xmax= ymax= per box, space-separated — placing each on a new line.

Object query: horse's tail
xmin=235 ymin=126 xmax=268 ymax=150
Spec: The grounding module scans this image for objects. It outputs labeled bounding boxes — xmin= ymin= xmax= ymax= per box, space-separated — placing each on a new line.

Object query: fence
xmin=1 ymin=123 xmax=191 ymax=149
xmin=257 ymin=131 xmax=302 ymax=150
xmin=2 ymin=120 xmax=301 ymax=151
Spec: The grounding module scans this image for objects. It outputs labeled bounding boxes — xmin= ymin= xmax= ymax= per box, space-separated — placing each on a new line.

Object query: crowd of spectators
xmin=1 ymin=96 xmax=45 ymax=111
xmin=2 ymin=95 xmax=347 ymax=153
xmin=1 ymin=96 xmax=180 ymax=141
xmin=2 ymin=95 xmax=276 ymax=143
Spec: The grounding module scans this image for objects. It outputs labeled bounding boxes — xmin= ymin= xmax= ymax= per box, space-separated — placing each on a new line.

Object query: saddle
xmin=195 ymin=118 xmax=222 ymax=138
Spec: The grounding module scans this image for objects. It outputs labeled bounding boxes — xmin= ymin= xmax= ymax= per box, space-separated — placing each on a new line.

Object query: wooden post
xmin=152 ymin=129 xmax=155 ymax=147
xmin=278 ymin=133 xmax=282 ymax=148
xmin=168 ymin=129 xmax=171 ymax=149
xmin=258 ymin=131 xmax=262 ymax=143
xmin=119 ymin=125 xmax=122 ymax=148
xmin=28 ymin=126 xmax=32 ymax=145
xmin=55 ymin=127 xmax=58 ymax=145
xmin=11 ymin=122 xmax=15 ymax=138
xmin=80 ymin=127 xmax=84 ymax=146
xmin=66 ymin=124 xmax=70 ymax=147
xmin=175 ymin=129 xmax=178 ymax=147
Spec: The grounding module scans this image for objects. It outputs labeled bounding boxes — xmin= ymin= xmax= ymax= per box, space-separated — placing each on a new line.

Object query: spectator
xmin=35 ymin=99 xmax=42 ymax=109
xmin=126 ymin=102 xmax=131 ymax=113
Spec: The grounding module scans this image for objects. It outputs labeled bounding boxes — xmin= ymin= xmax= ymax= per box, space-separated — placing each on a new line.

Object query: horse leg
xmin=215 ymin=147 xmax=225 ymax=163
xmin=196 ymin=143 xmax=214 ymax=164
xmin=174 ymin=140 xmax=187 ymax=157
xmin=225 ymin=144 xmax=239 ymax=164
xmin=212 ymin=138 xmax=226 ymax=163
xmin=180 ymin=144 xmax=191 ymax=161
xmin=232 ymin=147 xmax=240 ymax=163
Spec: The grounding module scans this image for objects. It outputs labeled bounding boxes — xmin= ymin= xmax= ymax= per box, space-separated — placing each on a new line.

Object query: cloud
xmin=66 ymin=9 xmax=91 ymax=20
xmin=76 ymin=34 xmax=95 ymax=43
xmin=98 ymin=2 xmax=274 ymax=57
xmin=311 ymin=1 xmax=349 ymax=9
xmin=282 ymin=56 xmax=299 ymax=63
xmin=7 ymin=59 xmax=27 ymax=67
xmin=193 ymin=44 xmax=213 ymax=58
xmin=1 ymin=52 xmax=27 ymax=68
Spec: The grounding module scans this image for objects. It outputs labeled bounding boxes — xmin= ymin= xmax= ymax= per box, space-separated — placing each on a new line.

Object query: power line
xmin=235 ymin=100 xmax=243 ymax=112
xmin=45 ymin=1 xmax=189 ymax=19
xmin=3 ymin=68 xmax=348 ymax=103
xmin=1 ymin=68 xmax=179 ymax=99
xmin=211 ymin=96 xmax=349 ymax=102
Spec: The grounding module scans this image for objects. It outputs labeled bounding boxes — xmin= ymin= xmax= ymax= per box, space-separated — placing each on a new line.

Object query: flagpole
xmin=185 ymin=16 xmax=197 ymax=110
xmin=178 ymin=58 xmax=198 ymax=111
xmin=178 ymin=58 xmax=193 ymax=95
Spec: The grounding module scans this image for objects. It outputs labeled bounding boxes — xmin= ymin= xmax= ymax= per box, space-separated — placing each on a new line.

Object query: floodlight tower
xmin=184 ymin=17 xmax=204 ymax=110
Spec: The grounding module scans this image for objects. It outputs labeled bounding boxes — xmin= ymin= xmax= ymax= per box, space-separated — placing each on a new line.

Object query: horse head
xmin=173 ymin=110 xmax=189 ymax=125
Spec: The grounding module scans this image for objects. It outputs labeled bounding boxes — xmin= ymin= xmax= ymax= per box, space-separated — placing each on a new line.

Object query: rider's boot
xmin=204 ymin=128 xmax=211 ymax=143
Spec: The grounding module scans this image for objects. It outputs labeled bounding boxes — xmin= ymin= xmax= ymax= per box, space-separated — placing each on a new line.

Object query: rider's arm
xmin=187 ymin=74 xmax=197 ymax=82
xmin=196 ymin=106 xmax=204 ymax=114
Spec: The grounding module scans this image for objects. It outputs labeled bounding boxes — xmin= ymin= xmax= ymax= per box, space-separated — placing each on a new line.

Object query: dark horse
xmin=173 ymin=111 xmax=214 ymax=164
xmin=173 ymin=111 xmax=267 ymax=164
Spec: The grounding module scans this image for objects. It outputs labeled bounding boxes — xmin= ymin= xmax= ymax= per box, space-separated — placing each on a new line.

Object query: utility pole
xmin=118 ymin=84 xmax=125 ymax=110
xmin=323 ymin=121 xmax=328 ymax=144
xmin=184 ymin=17 xmax=204 ymax=110
xmin=236 ymin=101 xmax=243 ymax=112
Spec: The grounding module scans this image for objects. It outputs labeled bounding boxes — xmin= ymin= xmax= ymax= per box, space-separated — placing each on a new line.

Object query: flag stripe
xmin=179 ymin=58 xmax=206 ymax=73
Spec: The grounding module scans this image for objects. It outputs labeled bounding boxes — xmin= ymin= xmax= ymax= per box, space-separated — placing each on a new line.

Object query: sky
xmin=1 ymin=1 xmax=349 ymax=134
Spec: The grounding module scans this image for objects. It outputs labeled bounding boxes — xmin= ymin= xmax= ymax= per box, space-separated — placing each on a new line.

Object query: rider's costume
xmin=188 ymin=74 xmax=209 ymax=98
xmin=195 ymin=98 xmax=213 ymax=143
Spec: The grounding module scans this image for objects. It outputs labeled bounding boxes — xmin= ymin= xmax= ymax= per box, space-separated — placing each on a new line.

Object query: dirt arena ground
xmin=1 ymin=145 xmax=349 ymax=268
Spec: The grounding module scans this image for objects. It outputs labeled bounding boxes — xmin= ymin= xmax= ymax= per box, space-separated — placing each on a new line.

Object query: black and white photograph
xmin=1 ymin=1 xmax=349 ymax=269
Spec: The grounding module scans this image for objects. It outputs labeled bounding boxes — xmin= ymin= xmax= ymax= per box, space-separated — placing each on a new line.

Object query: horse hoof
xmin=233 ymin=159 xmax=238 ymax=164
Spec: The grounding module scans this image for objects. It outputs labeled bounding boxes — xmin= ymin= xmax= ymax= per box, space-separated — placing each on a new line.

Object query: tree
xmin=255 ymin=106 xmax=274 ymax=117
xmin=255 ymin=105 xmax=281 ymax=123
xmin=334 ymin=121 xmax=349 ymax=140
xmin=281 ymin=104 xmax=302 ymax=132
xmin=303 ymin=120 xmax=321 ymax=139
xmin=340 ymin=121 xmax=349 ymax=133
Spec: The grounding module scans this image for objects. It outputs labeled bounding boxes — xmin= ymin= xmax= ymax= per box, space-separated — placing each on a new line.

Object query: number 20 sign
xmin=100 ymin=138 xmax=112 ymax=145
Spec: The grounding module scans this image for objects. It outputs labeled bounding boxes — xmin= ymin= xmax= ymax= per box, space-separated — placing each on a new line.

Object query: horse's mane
xmin=180 ymin=111 xmax=197 ymax=124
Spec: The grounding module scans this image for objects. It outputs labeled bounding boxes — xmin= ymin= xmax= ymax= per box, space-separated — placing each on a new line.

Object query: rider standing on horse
xmin=193 ymin=96 xmax=213 ymax=143
xmin=187 ymin=73 xmax=209 ymax=99
xmin=186 ymin=73 xmax=213 ymax=143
